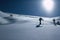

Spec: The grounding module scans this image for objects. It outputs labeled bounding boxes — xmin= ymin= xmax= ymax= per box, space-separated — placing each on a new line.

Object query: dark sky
xmin=0 ymin=0 xmax=60 ymax=17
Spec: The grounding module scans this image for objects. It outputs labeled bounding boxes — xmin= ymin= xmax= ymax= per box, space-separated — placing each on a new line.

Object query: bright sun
xmin=42 ymin=0 xmax=55 ymax=13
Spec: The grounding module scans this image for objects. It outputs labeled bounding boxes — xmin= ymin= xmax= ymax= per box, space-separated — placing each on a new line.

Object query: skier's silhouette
xmin=53 ymin=19 xmax=56 ymax=25
xmin=36 ymin=17 xmax=43 ymax=27
xmin=39 ymin=17 xmax=43 ymax=25
xmin=57 ymin=21 xmax=60 ymax=25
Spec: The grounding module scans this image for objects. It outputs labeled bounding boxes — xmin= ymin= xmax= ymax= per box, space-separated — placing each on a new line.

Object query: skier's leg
xmin=39 ymin=22 xmax=41 ymax=25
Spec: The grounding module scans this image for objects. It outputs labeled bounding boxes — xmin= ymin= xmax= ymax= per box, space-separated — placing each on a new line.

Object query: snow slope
xmin=0 ymin=11 xmax=60 ymax=40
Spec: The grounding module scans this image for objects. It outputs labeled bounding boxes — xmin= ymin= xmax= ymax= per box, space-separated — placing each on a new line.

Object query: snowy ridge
xmin=0 ymin=11 xmax=60 ymax=25
xmin=0 ymin=11 xmax=39 ymax=25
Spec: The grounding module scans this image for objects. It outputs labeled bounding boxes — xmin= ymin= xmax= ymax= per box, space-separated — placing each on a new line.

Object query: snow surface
xmin=0 ymin=11 xmax=60 ymax=40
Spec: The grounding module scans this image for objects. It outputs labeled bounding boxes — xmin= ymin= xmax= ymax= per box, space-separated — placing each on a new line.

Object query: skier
xmin=57 ymin=21 xmax=60 ymax=25
xmin=39 ymin=17 xmax=43 ymax=25
xmin=36 ymin=17 xmax=43 ymax=27
xmin=53 ymin=19 xmax=56 ymax=25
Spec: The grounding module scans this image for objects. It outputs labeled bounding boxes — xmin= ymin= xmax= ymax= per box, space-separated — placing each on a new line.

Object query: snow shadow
xmin=0 ymin=17 xmax=29 ymax=25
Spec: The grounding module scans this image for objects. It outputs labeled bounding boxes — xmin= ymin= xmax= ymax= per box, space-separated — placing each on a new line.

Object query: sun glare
xmin=42 ymin=0 xmax=55 ymax=13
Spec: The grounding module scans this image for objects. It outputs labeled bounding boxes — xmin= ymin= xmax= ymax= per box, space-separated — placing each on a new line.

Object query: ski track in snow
xmin=0 ymin=11 xmax=60 ymax=40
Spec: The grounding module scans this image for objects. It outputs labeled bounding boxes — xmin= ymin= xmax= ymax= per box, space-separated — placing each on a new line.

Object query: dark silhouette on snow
xmin=39 ymin=18 xmax=43 ymax=25
xmin=53 ymin=18 xmax=60 ymax=25
xmin=36 ymin=17 xmax=43 ymax=27
xmin=57 ymin=21 xmax=60 ymax=25
xmin=10 ymin=14 xmax=13 ymax=17
xmin=53 ymin=19 xmax=56 ymax=25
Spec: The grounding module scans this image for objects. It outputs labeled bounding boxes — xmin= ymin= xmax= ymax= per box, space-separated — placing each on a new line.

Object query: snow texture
xmin=0 ymin=11 xmax=60 ymax=40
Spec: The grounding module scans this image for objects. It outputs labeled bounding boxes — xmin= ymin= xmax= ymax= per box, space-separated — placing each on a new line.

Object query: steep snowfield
xmin=0 ymin=11 xmax=60 ymax=40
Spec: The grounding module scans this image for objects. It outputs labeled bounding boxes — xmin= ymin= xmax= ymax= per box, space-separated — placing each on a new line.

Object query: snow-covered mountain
xmin=0 ymin=11 xmax=39 ymax=25
xmin=0 ymin=11 xmax=60 ymax=40
xmin=0 ymin=11 xmax=58 ymax=25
